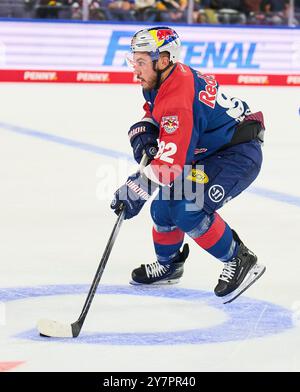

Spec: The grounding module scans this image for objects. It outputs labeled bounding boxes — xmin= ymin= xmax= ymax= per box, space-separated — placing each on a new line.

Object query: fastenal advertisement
xmin=0 ymin=21 xmax=299 ymax=85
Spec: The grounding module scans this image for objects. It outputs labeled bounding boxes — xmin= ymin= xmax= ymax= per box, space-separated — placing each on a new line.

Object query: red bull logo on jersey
xmin=161 ymin=116 xmax=179 ymax=134
xmin=150 ymin=29 xmax=178 ymax=48
xmin=199 ymin=75 xmax=218 ymax=109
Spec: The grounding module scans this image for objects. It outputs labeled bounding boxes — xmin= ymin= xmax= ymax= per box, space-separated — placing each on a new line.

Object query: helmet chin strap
xmin=152 ymin=60 xmax=174 ymax=90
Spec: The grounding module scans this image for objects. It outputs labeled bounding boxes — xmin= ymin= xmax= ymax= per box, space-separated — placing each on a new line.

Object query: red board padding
xmin=0 ymin=70 xmax=299 ymax=86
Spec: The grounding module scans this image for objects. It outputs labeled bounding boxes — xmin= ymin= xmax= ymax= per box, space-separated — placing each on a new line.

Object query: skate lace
xmin=145 ymin=262 xmax=169 ymax=278
xmin=219 ymin=260 xmax=237 ymax=283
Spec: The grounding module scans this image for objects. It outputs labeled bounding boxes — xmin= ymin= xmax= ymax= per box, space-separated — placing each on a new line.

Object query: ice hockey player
xmin=110 ymin=26 xmax=266 ymax=303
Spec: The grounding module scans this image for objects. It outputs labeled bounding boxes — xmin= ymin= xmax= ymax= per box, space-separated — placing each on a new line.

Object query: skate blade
xmin=129 ymin=278 xmax=180 ymax=286
xmin=222 ymin=263 xmax=266 ymax=304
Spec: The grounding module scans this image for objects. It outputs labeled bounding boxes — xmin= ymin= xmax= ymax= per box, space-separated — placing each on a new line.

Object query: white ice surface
xmin=0 ymin=83 xmax=299 ymax=372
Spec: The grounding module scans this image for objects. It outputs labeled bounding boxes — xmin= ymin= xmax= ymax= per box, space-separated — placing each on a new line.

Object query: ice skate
xmin=130 ymin=244 xmax=189 ymax=285
xmin=214 ymin=231 xmax=266 ymax=303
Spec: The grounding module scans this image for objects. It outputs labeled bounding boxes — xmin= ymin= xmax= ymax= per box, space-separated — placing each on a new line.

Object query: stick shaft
xmin=139 ymin=153 xmax=149 ymax=173
xmin=71 ymin=154 xmax=147 ymax=336
xmin=72 ymin=208 xmax=125 ymax=336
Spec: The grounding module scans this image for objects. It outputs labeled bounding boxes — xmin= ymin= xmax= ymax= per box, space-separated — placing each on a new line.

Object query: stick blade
xmin=37 ymin=318 xmax=73 ymax=338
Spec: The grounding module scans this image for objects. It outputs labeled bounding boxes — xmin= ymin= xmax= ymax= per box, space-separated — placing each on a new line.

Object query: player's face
xmin=132 ymin=53 xmax=158 ymax=90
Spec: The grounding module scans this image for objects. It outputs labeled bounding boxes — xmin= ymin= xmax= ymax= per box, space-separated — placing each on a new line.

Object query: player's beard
xmin=141 ymin=72 xmax=158 ymax=91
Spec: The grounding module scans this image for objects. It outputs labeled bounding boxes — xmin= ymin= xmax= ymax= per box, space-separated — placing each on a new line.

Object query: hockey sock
xmin=153 ymin=226 xmax=184 ymax=264
xmin=192 ymin=213 xmax=238 ymax=261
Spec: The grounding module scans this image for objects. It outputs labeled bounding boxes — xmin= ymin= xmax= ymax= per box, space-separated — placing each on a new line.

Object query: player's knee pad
xmin=185 ymin=213 xmax=214 ymax=239
xmin=150 ymin=198 xmax=173 ymax=228
xmin=169 ymin=201 xmax=212 ymax=234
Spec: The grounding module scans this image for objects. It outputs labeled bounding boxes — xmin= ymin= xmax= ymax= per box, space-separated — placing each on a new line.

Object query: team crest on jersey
xmin=161 ymin=116 xmax=179 ymax=134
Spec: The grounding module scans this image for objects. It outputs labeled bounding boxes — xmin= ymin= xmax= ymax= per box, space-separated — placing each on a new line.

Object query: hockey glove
xmin=128 ymin=120 xmax=159 ymax=164
xmin=111 ymin=172 xmax=157 ymax=220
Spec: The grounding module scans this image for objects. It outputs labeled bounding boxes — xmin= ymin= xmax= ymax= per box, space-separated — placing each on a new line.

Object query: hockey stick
xmin=37 ymin=155 xmax=149 ymax=338
xmin=37 ymin=207 xmax=125 ymax=338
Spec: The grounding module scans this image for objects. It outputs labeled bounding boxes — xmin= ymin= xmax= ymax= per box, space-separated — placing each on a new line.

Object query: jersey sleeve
xmin=143 ymin=64 xmax=201 ymax=186
xmin=143 ymin=98 xmax=195 ymax=186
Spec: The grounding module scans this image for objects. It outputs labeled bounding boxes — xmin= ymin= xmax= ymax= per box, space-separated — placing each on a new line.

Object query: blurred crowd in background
xmin=0 ymin=0 xmax=299 ymax=26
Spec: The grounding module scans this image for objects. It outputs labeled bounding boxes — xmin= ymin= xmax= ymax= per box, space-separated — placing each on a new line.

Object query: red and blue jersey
xmin=142 ymin=63 xmax=254 ymax=185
